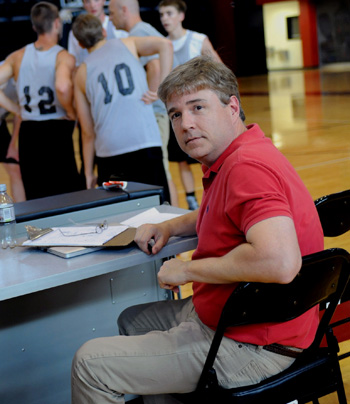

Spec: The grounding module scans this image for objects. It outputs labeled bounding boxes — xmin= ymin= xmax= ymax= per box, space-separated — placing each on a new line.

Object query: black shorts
xmin=167 ymin=123 xmax=199 ymax=164
xmin=0 ymin=119 xmax=19 ymax=164
xmin=19 ymin=120 xmax=81 ymax=200
xmin=95 ymin=146 xmax=170 ymax=203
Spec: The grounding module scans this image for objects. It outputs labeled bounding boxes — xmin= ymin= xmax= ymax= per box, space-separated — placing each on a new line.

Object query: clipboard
xmin=45 ymin=227 xmax=137 ymax=258
xmin=21 ymin=225 xmax=137 ymax=248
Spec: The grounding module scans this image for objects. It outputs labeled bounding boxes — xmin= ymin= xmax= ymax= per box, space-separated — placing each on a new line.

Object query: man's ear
xmin=179 ymin=12 xmax=185 ymax=23
xmin=51 ymin=17 xmax=61 ymax=36
xmin=229 ymin=95 xmax=241 ymax=119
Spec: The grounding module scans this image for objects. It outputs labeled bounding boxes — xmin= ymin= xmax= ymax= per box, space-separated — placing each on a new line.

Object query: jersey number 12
xmin=23 ymin=86 xmax=57 ymax=115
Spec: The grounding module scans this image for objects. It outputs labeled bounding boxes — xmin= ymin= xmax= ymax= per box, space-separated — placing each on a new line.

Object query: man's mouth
xmin=185 ymin=137 xmax=200 ymax=145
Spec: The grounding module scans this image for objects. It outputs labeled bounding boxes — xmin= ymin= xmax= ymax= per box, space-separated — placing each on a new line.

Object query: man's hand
xmin=141 ymin=90 xmax=158 ymax=104
xmin=85 ymin=174 xmax=97 ymax=189
xmin=134 ymin=222 xmax=171 ymax=255
xmin=157 ymin=258 xmax=190 ymax=293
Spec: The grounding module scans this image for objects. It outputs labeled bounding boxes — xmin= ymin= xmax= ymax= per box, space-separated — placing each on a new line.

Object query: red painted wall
xmin=299 ymin=0 xmax=319 ymax=67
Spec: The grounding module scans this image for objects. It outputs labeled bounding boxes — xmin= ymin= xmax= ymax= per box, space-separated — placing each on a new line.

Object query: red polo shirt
xmin=192 ymin=124 xmax=324 ymax=348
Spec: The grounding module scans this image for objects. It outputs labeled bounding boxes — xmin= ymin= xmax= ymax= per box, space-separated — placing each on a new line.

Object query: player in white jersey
xmin=73 ymin=14 xmax=173 ymax=202
xmin=68 ymin=0 xmax=128 ymax=66
xmin=68 ymin=0 xmax=128 ymax=189
xmin=159 ymin=0 xmax=222 ymax=210
xmin=0 ymin=2 xmax=80 ymax=200
xmin=108 ymin=0 xmax=179 ymax=206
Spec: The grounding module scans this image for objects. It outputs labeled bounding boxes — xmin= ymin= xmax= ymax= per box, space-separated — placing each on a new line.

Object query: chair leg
xmin=337 ymin=386 xmax=348 ymax=404
xmin=334 ymin=360 xmax=348 ymax=404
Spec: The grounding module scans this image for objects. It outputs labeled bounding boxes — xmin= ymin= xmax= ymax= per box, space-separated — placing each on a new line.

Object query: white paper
xmin=22 ymin=225 xmax=129 ymax=247
xmin=121 ymin=207 xmax=183 ymax=228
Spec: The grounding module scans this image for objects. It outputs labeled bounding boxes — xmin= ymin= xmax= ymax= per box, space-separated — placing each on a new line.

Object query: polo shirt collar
xmin=202 ymin=123 xmax=261 ymax=180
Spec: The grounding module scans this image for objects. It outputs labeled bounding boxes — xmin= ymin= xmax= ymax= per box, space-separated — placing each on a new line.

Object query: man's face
xmin=167 ymin=89 xmax=238 ymax=167
xmin=159 ymin=5 xmax=184 ymax=34
xmin=83 ymin=0 xmax=105 ymax=19
xmin=109 ymin=0 xmax=125 ymax=30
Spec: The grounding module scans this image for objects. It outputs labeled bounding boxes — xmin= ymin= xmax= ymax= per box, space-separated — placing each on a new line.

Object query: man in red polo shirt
xmin=71 ymin=56 xmax=324 ymax=404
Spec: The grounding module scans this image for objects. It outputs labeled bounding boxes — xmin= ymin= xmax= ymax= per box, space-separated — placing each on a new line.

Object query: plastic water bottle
xmin=0 ymin=184 xmax=17 ymax=249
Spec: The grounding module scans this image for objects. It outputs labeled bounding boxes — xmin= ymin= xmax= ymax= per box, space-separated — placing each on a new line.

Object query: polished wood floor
xmin=1 ymin=65 xmax=350 ymax=402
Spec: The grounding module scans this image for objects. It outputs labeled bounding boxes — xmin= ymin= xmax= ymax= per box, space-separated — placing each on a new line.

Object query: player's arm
xmin=142 ymin=58 xmax=160 ymax=104
xmin=0 ymin=89 xmax=20 ymax=117
xmin=201 ymin=37 xmax=222 ymax=62
xmin=56 ymin=50 xmax=76 ymax=120
xmin=0 ymin=58 xmax=20 ymax=116
xmin=74 ymin=64 xmax=97 ymax=189
xmin=6 ymin=114 xmax=21 ymax=161
xmin=123 ymin=36 xmax=173 ymax=83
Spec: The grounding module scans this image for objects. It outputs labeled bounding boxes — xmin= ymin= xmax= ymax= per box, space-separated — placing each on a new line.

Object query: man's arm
xmin=122 ymin=36 xmax=172 ymax=104
xmin=156 ymin=216 xmax=302 ymax=291
xmin=74 ymin=64 xmax=97 ymax=189
xmin=6 ymin=114 xmax=21 ymax=161
xmin=55 ymin=50 xmax=76 ymax=120
xmin=0 ymin=90 xmax=20 ymax=117
xmin=142 ymin=58 xmax=160 ymax=104
xmin=123 ymin=36 xmax=173 ymax=84
xmin=134 ymin=209 xmax=198 ymax=255
xmin=0 ymin=58 xmax=20 ymax=116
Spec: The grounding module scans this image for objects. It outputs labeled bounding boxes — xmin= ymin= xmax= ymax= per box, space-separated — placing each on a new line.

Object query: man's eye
xmin=170 ymin=112 xmax=180 ymax=121
xmin=195 ymin=105 xmax=203 ymax=111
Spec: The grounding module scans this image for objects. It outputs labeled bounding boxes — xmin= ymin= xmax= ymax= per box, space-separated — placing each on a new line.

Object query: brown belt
xmin=263 ymin=343 xmax=303 ymax=358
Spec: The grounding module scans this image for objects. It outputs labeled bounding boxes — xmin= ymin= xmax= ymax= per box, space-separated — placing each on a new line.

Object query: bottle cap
xmin=0 ymin=184 xmax=7 ymax=192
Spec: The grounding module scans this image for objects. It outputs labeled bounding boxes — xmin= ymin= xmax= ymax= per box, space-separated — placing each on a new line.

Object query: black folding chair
xmin=314 ymin=189 xmax=350 ymax=238
xmin=172 ymin=248 xmax=350 ymax=404
xmin=315 ymin=189 xmax=350 ymax=360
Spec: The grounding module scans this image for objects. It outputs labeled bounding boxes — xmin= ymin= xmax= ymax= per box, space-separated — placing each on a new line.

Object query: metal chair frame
xmin=173 ymin=248 xmax=350 ymax=404
xmin=315 ymin=189 xmax=350 ymax=360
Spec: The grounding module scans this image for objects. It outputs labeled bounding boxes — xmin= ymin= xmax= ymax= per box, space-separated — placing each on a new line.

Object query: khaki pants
xmin=71 ymin=297 xmax=294 ymax=404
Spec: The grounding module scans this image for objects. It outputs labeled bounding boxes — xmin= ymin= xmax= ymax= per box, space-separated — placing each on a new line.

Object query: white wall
xmin=263 ymin=1 xmax=304 ymax=70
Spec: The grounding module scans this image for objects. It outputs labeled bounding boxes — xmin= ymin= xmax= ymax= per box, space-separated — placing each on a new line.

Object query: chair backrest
xmin=315 ymin=190 xmax=350 ymax=303
xmin=197 ymin=248 xmax=350 ymax=391
xmin=314 ymin=189 xmax=350 ymax=237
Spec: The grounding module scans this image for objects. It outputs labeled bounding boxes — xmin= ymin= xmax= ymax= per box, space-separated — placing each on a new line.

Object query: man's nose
xmin=181 ymin=111 xmax=194 ymax=130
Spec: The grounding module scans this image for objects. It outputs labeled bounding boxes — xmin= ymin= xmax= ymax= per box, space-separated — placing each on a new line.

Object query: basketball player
xmin=73 ymin=14 xmax=173 ymax=202
xmin=0 ymin=1 xmax=80 ymax=200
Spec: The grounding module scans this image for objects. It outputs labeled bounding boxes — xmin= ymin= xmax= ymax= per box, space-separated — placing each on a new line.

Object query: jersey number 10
xmin=97 ymin=63 xmax=135 ymax=104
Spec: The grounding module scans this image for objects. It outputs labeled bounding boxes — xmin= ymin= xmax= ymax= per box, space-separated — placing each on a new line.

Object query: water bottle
xmin=0 ymin=184 xmax=17 ymax=249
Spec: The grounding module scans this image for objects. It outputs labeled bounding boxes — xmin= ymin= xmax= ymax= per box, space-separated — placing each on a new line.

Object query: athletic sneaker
xmin=186 ymin=195 xmax=199 ymax=210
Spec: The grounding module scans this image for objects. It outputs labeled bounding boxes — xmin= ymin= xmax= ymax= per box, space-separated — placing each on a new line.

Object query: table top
xmin=0 ymin=205 xmax=198 ymax=301
xmin=15 ymin=182 xmax=164 ymax=223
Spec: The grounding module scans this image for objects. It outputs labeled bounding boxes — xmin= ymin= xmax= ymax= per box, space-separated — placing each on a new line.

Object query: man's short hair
xmin=31 ymin=1 xmax=59 ymax=35
xmin=158 ymin=55 xmax=246 ymax=121
xmin=158 ymin=0 xmax=187 ymax=14
xmin=72 ymin=14 xmax=105 ymax=49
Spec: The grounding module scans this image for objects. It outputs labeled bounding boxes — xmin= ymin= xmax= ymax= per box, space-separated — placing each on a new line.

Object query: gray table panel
xmin=0 ymin=200 xmax=198 ymax=404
